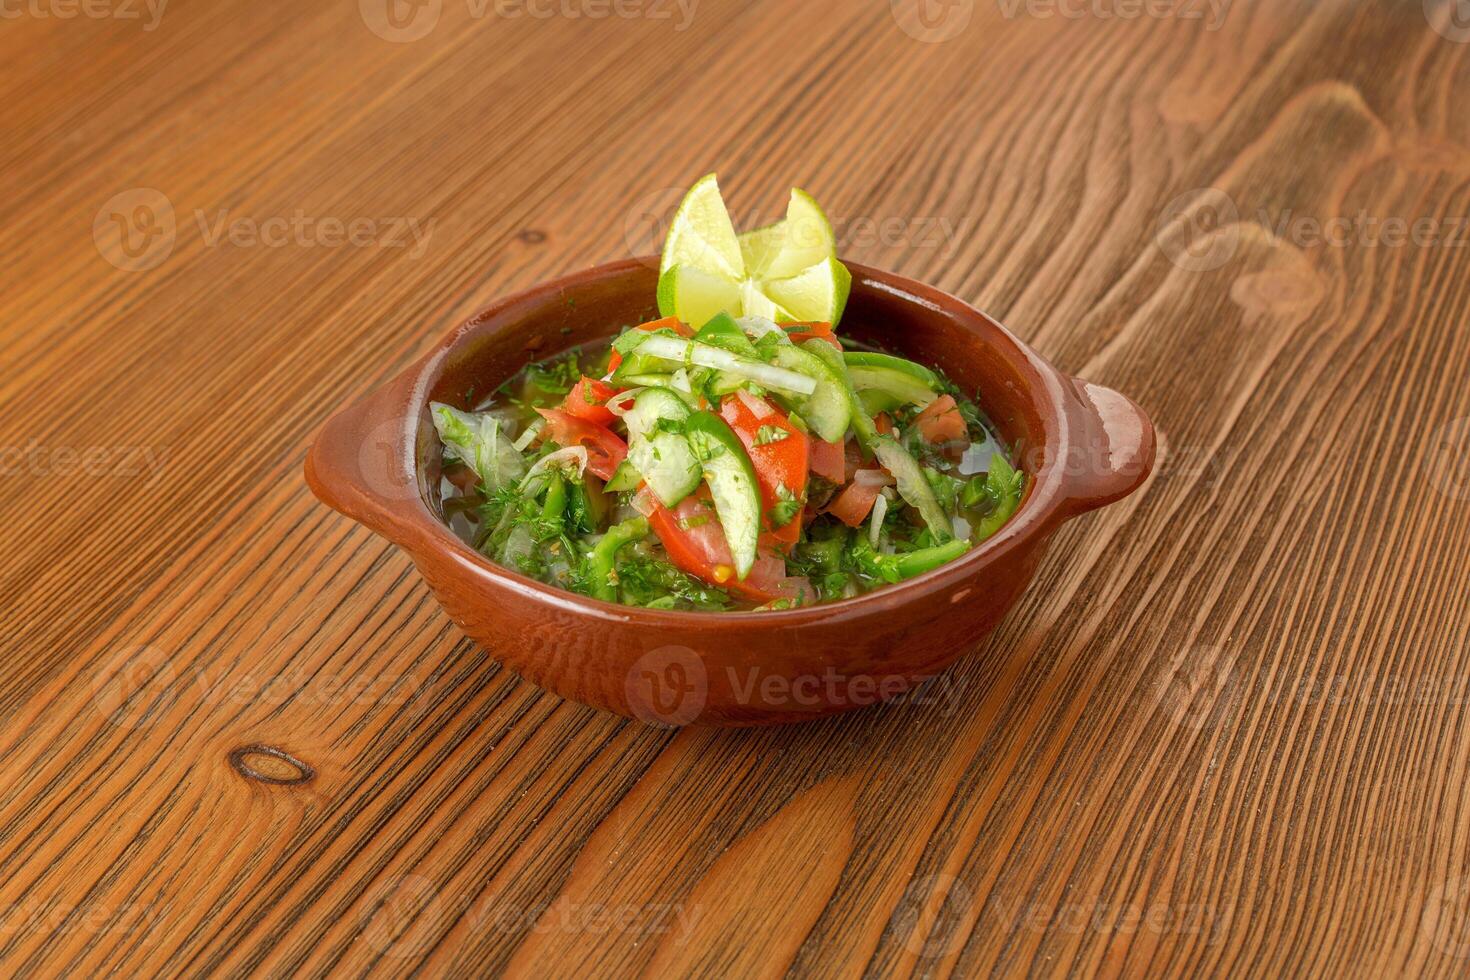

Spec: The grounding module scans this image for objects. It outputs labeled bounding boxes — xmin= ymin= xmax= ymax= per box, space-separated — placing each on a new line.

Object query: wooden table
xmin=4 ymin=0 xmax=1470 ymax=975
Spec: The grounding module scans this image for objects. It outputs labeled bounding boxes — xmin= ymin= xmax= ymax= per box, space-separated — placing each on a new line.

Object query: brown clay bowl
xmin=305 ymin=258 xmax=1155 ymax=726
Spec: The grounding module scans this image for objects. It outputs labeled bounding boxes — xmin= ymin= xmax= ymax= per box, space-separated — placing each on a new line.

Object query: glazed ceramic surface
xmin=306 ymin=259 xmax=1155 ymax=725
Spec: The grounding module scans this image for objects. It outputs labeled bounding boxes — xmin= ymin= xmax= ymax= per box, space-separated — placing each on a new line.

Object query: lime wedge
xmin=739 ymin=189 xmax=837 ymax=279
xmin=657 ymin=264 xmax=742 ymax=329
xmin=760 ymin=256 xmax=851 ymax=325
xmin=660 ymin=174 xmax=745 ymax=281
xmin=738 ymin=279 xmax=794 ymax=322
xmin=738 ymin=221 xmax=785 ymax=278
xmin=658 ymin=176 xmax=849 ymax=327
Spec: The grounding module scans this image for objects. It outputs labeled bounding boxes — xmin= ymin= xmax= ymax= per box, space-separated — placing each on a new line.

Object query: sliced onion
xmin=635 ymin=335 xmax=816 ymax=396
xmin=605 ymin=388 xmax=643 ymax=417
xmin=853 ymin=469 xmax=896 ymax=488
xmin=512 ymin=418 xmax=544 ymax=451
xmin=630 ymin=486 xmax=657 ymax=517
xmin=735 ymin=315 xmax=789 ymax=342
xmin=519 ymin=446 xmax=589 ymax=493
xmin=735 ymin=388 xmax=773 ymax=419
xmin=869 ymin=492 xmax=888 ymax=547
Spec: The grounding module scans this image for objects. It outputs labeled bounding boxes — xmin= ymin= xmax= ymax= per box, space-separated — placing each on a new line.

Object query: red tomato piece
xmin=874 ymin=413 xmax=894 ymax=435
xmin=809 ymin=438 xmax=846 ymax=484
xmin=641 ymin=490 xmax=807 ymax=602
xmin=843 ymin=440 xmax=864 ymax=481
xmin=915 ymin=395 xmax=968 ymax=446
xmin=534 ymin=407 xmax=627 ymax=480
xmin=560 ymin=376 xmax=619 ymax=426
xmin=824 ymin=479 xmax=884 ymax=527
xmin=718 ymin=393 xmax=809 ymax=528
xmin=759 ymin=513 xmax=802 ymax=551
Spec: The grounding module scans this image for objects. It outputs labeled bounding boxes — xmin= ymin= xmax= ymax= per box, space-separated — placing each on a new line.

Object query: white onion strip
xmin=869 ymin=492 xmax=888 ymax=547
xmin=735 ymin=388 xmax=774 ymax=419
xmin=604 ymin=388 xmax=643 ymax=417
xmin=853 ymin=469 xmax=896 ymax=488
xmin=519 ymin=446 xmax=589 ymax=494
xmin=512 ymin=418 xmax=544 ymax=451
xmin=635 ymin=335 xmax=816 ymax=396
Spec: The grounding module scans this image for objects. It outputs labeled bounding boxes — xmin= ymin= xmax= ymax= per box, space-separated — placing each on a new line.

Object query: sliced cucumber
xmin=604 ymin=458 xmax=642 ymax=492
xmin=621 ymin=387 xmax=690 ymax=441
xmin=628 ymin=432 xmax=701 ymax=507
xmin=621 ymin=388 xmax=701 ymax=507
xmin=872 ymin=435 xmax=952 ymax=542
xmin=802 ymin=339 xmax=877 ymax=450
xmin=684 ymin=411 xmax=761 ymax=578
xmin=766 ymin=343 xmax=851 ymax=443
xmin=843 ymin=352 xmax=941 ymax=409
xmin=613 ymin=372 xmax=675 ymax=389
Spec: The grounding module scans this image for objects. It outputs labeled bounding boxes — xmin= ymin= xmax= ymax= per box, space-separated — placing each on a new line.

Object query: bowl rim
xmin=309 ymin=257 xmax=1142 ymax=627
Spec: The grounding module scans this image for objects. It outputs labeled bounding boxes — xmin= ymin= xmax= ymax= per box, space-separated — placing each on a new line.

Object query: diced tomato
xmin=641 ymin=490 xmax=807 ymax=602
xmin=874 ymin=413 xmax=894 ymax=435
xmin=759 ymin=513 xmax=801 ymax=551
xmin=606 ymin=316 xmax=692 ymax=373
xmin=642 ymin=491 xmax=729 ymax=574
xmin=534 ymin=407 xmax=627 ymax=480
xmin=783 ymin=321 xmax=841 ymax=348
xmin=560 ymin=376 xmax=618 ymax=426
xmin=809 ymin=438 xmax=845 ymax=484
xmin=915 ymin=395 xmax=968 ymax=445
xmin=824 ymin=477 xmax=885 ymax=527
xmin=718 ymin=393 xmax=808 ymax=545
xmin=844 ymin=439 xmax=864 ymax=481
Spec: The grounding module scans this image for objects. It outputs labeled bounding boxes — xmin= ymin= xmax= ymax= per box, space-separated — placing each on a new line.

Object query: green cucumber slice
xmin=801 ymin=339 xmax=877 ymax=450
xmin=629 ymin=431 xmax=701 ymax=507
xmin=767 ymin=343 xmax=851 ymax=443
xmin=683 ymin=411 xmax=761 ymax=578
xmin=621 ymin=387 xmax=690 ymax=441
xmin=620 ymin=388 xmax=701 ymax=507
xmin=604 ymin=459 xmax=642 ymax=492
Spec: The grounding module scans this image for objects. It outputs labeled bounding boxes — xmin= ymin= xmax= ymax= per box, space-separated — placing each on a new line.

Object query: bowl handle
xmin=1054 ymin=376 xmax=1157 ymax=518
xmin=304 ymin=376 xmax=429 ymax=547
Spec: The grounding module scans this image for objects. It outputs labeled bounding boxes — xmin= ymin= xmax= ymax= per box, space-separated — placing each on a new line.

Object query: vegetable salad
xmin=432 ymin=312 xmax=1023 ymax=611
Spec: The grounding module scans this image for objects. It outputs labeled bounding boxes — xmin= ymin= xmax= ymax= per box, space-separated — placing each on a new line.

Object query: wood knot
xmin=517 ymin=229 xmax=547 ymax=244
xmin=228 ymin=744 xmax=314 ymax=786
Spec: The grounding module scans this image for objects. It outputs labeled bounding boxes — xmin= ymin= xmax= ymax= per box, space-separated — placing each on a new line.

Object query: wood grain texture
xmin=2 ymin=0 xmax=1469 ymax=975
